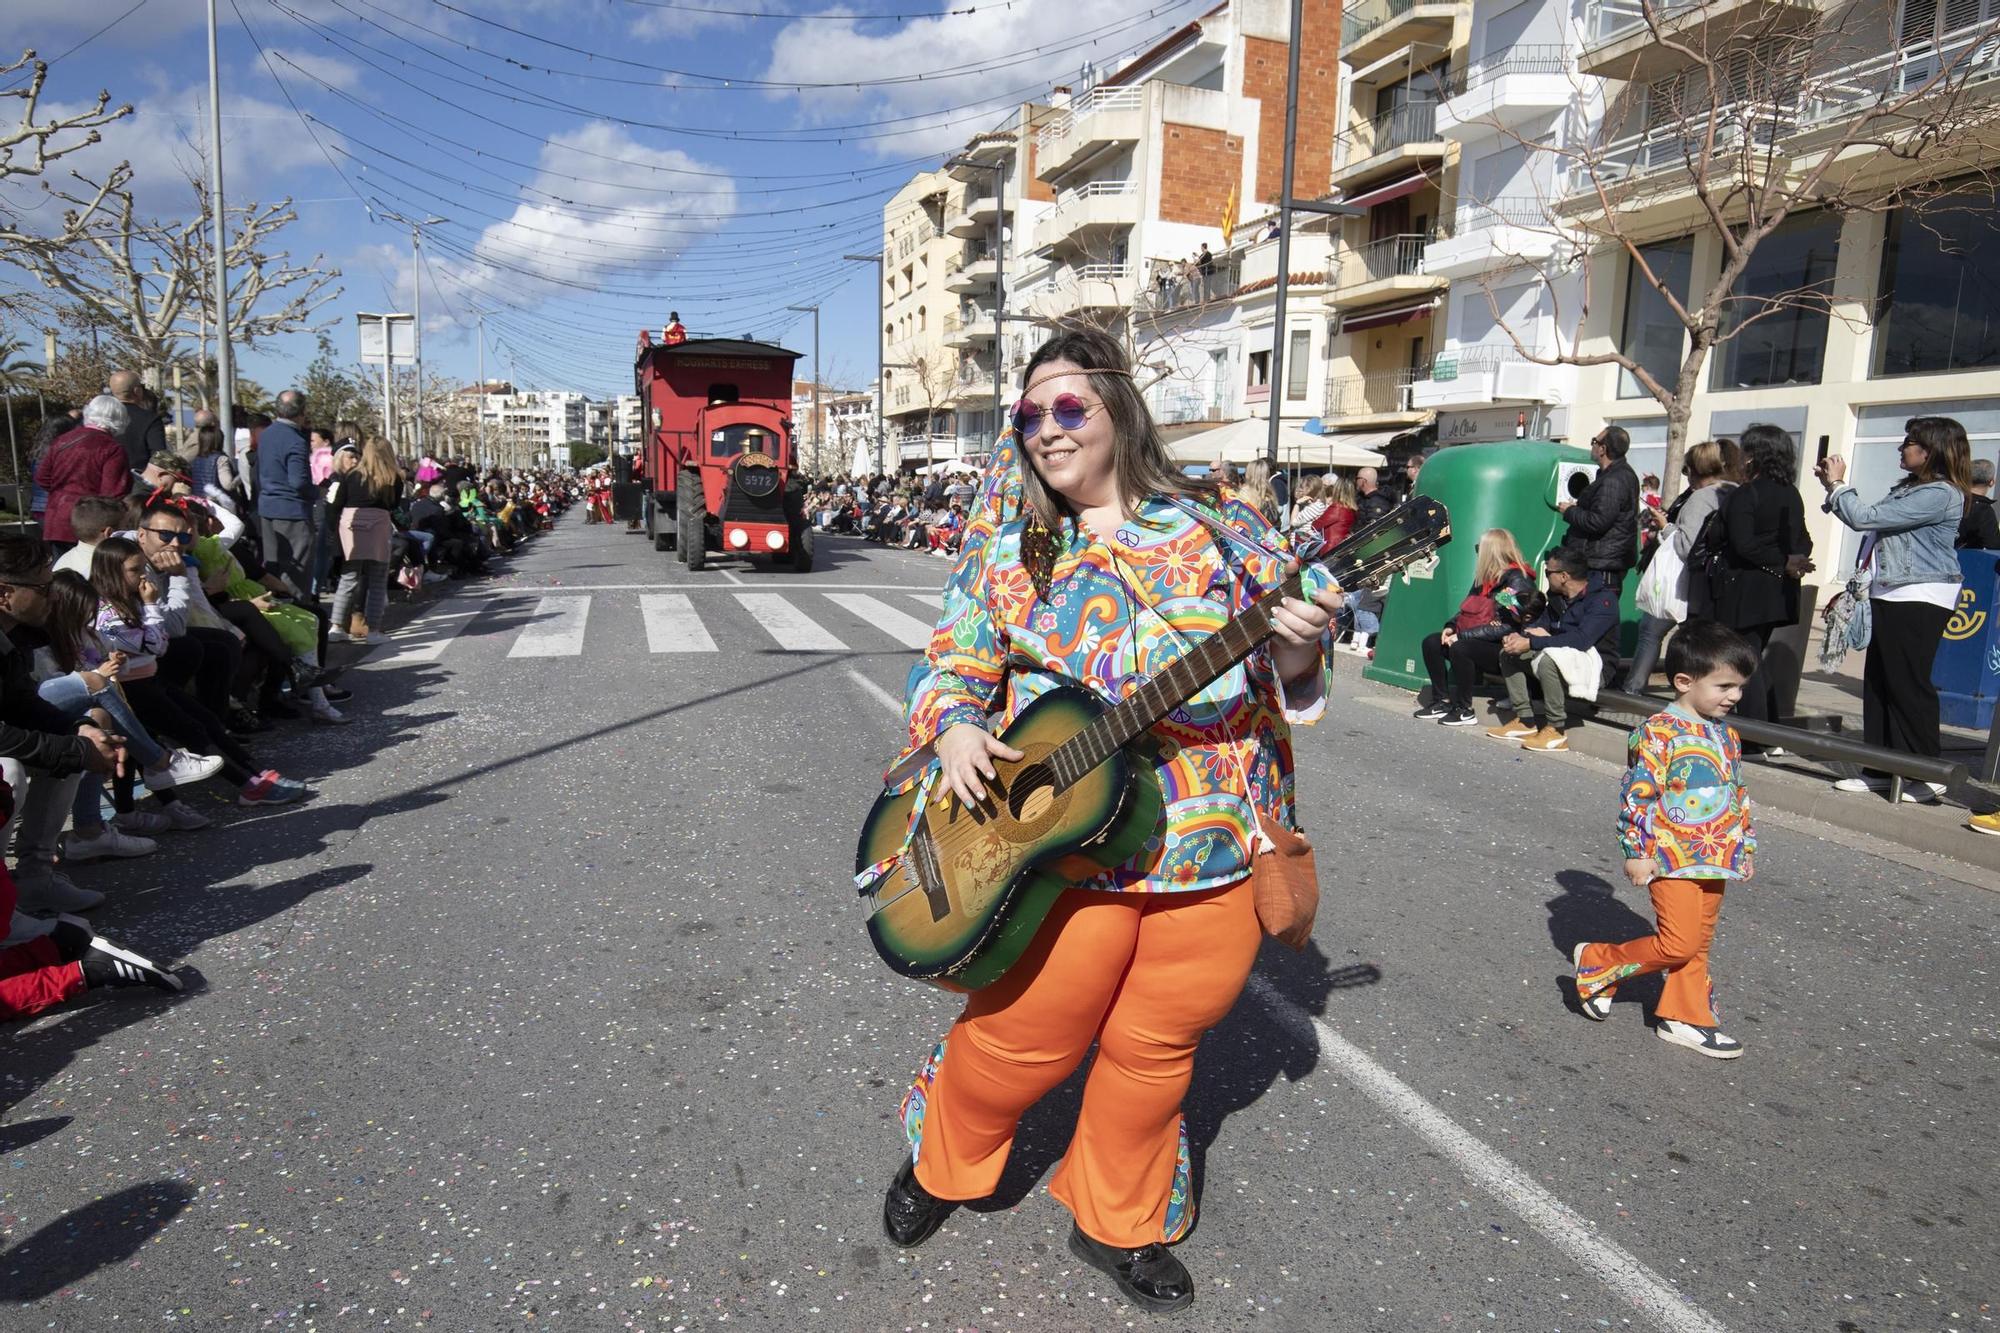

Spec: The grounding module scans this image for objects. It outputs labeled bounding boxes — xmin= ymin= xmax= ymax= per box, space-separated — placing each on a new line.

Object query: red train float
xmin=634 ymin=330 xmax=813 ymax=572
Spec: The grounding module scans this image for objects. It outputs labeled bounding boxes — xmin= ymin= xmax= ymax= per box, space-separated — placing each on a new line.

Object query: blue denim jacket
xmin=1825 ymin=480 xmax=1962 ymax=590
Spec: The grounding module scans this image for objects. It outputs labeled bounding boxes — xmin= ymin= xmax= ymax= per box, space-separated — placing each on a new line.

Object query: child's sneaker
xmin=1655 ymin=1018 xmax=1744 ymax=1059
xmin=1571 ymin=942 xmax=1626 ymax=1020
xmin=81 ymin=935 xmax=184 ymax=993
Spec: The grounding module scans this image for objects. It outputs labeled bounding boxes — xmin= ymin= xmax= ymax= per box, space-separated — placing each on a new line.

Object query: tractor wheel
xmin=679 ymin=471 xmax=706 ymax=572
xmin=789 ymin=520 xmax=815 ymax=573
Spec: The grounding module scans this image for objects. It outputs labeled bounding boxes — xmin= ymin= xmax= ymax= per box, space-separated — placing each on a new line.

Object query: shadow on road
xmin=974 ymin=938 xmax=1382 ymax=1237
xmin=1545 ymin=868 xmax=1661 ymax=1017
xmin=0 ymin=1179 xmax=196 ymax=1302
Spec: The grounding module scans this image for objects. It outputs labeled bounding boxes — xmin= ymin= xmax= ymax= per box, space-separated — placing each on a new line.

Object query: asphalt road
xmin=3 ymin=513 xmax=1996 ymax=1333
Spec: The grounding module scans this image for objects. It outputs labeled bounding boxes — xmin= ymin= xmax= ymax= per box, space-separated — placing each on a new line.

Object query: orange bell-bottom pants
xmin=907 ymin=878 xmax=1260 ymax=1248
xmin=1582 ymin=877 xmax=1726 ymax=1025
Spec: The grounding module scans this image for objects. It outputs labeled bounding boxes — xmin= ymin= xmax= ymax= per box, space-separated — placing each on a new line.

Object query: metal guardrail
xmin=1442 ymin=44 xmax=1570 ymax=96
xmin=1592 ymin=688 xmax=1967 ymax=801
xmin=1325 ymin=367 xmax=1421 ymax=415
xmin=1341 ymin=102 xmax=1443 ymax=161
xmin=1343 ymin=0 xmax=1459 ymax=48
xmin=1444 ymin=196 xmax=1557 ymax=235
xmin=1337 ymin=233 xmax=1431 ymax=287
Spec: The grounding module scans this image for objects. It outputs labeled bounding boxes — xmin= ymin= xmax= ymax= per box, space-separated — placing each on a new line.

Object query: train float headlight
xmin=765 ymin=531 xmax=784 ymax=551
xmin=730 ymin=528 xmax=750 ymax=549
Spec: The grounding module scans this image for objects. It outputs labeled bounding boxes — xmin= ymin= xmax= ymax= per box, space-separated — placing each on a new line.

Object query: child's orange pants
xmin=1584 ymin=877 xmax=1725 ymax=1025
xmin=908 ymin=878 xmax=1259 ymax=1247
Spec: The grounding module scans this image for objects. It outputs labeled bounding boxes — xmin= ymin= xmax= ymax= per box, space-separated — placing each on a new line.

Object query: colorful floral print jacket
xmin=1617 ymin=705 xmax=1755 ymax=879
xmin=890 ymin=476 xmax=1335 ymax=896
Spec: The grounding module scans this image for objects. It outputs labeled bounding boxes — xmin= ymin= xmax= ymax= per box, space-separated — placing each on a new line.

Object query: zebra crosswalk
xmin=361 ymin=587 xmax=949 ymax=667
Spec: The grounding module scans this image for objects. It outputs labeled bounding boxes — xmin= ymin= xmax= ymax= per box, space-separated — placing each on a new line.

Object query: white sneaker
xmin=309 ymin=700 xmax=351 ymax=725
xmin=1655 ymin=1018 xmax=1745 ymax=1059
xmin=1900 ymin=781 xmax=1947 ymax=805
xmin=12 ymin=870 xmax=104 ymax=912
xmin=1832 ymin=776 xmax=1890 ymax=794
xmin=113 ymin=809 xmax=174 ymax=836
xmin=162 ymin=802 xmax=212 ymax=830
xmin=143 ymin=748 xmax=226 ymax=789
xmin=327 ymin=628 xmax=356 ymax=643
xmin=63 ymin=826 xmax=158 ymax=861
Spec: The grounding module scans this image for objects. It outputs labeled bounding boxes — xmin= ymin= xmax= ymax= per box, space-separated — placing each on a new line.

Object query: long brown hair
xmin=90 ymin=536 xmax=144 ymax=626
xmin=1014 ymin=324 xmax=1216 ymax=535
xmin=1904 ymin=416 xmax=1975 ymax=493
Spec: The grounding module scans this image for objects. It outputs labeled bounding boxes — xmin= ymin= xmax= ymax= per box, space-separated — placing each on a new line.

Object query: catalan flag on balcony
xmin=1220 ymin=183 xmax=1237 ymax=243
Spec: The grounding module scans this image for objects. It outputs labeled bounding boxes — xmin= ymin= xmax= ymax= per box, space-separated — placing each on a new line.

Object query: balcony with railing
xmin=1034 ymin=85 xmax=1146 ymax=179
xmin=1033 ymin=179 xmax=1140 ymax=252
xmin=946 ymin=195 xmax=1002 ymax=238
xmin=1438 ymin=46 xmax=1573 ymax=135
xmin=1331 ymin=102 xmax=1447 ymax=192
xmin=1424 ymin=196 xmax=1561 ymax=276
xmin=1323 ymin=367 xmax=1426 ymax=424
xmin=1328 ymin=234 xmax=1444 ymax=309
xmin=1134 ymin=252 xmax=1245 ymax=315
xmin=1577 ymin=0 xmax=1815 ymax=80
xmin=1342 ymin=0 xmax=1467 ymax=68
xmin=942 ymin=306 xmax=996 ymax=347
xmin=1062 ymin=260 xmax=1137 ymax=310
xmin=944 ymin=243 xmax=1001 ymax=291
xmin=1411 ymin=344 xmax=1566 ymax=409
xmin=1149 ymin=385 xmax=1237 ymax=427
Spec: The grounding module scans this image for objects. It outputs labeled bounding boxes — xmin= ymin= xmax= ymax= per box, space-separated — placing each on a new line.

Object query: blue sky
xmin=4 ymin=0 xmax=1214 ymax=400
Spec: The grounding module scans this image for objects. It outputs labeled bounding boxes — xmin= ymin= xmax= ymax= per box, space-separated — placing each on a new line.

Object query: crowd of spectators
xmin=3 ymin=378 xmax=577 ymax=1021
xmin=804 ymin=468 xmax=979 ymax=559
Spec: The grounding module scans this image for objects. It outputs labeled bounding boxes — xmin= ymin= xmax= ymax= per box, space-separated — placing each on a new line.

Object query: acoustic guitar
xmin=854 ymin=496 xmax=1451 ymax=990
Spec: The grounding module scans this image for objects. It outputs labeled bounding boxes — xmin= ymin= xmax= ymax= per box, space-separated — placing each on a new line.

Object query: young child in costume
xmin=1573 ymin=618 xmax=1757 ymax=1059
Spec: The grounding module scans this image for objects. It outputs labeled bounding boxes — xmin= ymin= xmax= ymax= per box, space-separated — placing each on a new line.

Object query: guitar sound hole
xmin=1006 ymin=762 xmax=1055 ymax=823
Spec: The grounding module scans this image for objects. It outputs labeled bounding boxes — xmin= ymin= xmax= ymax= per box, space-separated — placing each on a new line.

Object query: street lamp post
xmin=787 ymin=303 xmax=821 ymax=474
xmin=376 ymin=209 xmax=447 ymax=454
xmin=205 ymin=0 xmax=235 ymax=467
xmin=1264 ymin=0 xmax=1365 ymax=465
xmin=842 ymin=253 xmax=886 ymax=474
xmin=945 ymin=149 xmax=1010 ymax=450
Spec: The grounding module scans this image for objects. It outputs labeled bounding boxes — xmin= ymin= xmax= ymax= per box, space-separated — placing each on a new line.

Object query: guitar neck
xmin=1052 ymin=570 xmax=1303 ymax=782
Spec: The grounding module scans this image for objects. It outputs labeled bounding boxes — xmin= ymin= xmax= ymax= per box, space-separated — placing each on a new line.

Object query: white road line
xmin=734 ymin=593 xmax=846 ymax=651
xmin=358 ymin=602 xmax=481 ymax=666
xmin=1244 ymin=976 xmax=1730 ymax=1333
xmin=908 ymin=591 xmax=945 ymax=610
xmin=823 ymin=593 xmax=935 ymax=649
xmin=846 ymin=675 xmax=1730 ymax=1333
xmin=845 ymin=667 xmax=906 ymax=718
xmin=507 ymin=595 xmax=592 ymax=658
xmin=640 ymin=594 xmax=718 ymax=653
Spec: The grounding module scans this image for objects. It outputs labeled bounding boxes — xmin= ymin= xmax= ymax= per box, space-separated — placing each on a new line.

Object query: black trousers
xmin=1420 ymin=632 xmax=1506 ymax=711
xmin=1863 ymin=599 xmax=1952 ymax=773
xmin=1732 ymin=622 xmax=1781 ymax=725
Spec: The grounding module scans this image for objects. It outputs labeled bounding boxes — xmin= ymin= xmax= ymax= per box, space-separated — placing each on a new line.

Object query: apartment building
xmin=1025 ymin=0 xmax=1342 ymax=447
xmin=1552 ymin=0 xmax=2000 ymax=567
xmin=880 ymin=167 xmax=966 ymax=469
xmin=614 ymin=394 xmax=644 ymax=449
xmin=478 ymin=390 xmax=589 ymax=461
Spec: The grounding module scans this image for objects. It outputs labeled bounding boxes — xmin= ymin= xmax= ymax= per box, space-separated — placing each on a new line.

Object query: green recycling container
xmin=1364 ymin=439 xmax=1637 ymax=692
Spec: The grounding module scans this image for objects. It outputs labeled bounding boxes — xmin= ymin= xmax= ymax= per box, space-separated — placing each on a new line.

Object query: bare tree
xmin=0 ymin=50 xmax=130 ymax=190
xmin=0 ymin=165 xmax=341 ymax=401
xmin=1450 ymin=0 xmax=2000 ymax=491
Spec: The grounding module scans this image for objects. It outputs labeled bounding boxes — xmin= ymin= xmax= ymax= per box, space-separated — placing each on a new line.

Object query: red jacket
xmin=1313 ymin=501 xmax=1356 ymax=552
xmin=34 ymin=425 xmax=131 ymax=543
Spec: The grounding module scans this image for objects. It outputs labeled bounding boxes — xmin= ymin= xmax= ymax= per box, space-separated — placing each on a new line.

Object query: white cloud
xmin=759 ymin=0 xmax=1212 ymax=156
xmin=262 ymin=49 xmax=362 ymax=91
xmin=626 ymin=2 xmax=749 ymax=40
xmin=429 ymin=121 xmax=737 ymax=315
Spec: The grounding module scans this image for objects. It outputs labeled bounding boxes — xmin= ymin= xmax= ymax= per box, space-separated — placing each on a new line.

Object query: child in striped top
xmin=1572 ymin=620 xmax=1759 ymax=1060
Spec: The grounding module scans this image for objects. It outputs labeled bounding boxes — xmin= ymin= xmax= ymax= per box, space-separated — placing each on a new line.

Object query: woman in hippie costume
xmin=878 ymin=327 xmax=1345 ymax=1313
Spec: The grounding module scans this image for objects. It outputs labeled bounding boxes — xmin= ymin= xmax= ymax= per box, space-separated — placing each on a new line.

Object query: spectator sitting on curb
xmin=1487 ymin=547 xmax=1620 ymax=754
xmin=1415 ymin=528 xmax=1537 ymax=727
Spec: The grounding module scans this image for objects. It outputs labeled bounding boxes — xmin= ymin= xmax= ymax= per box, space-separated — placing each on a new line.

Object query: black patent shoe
xmin=1067 ymin=1224 xmax=1195 ymax=1313
xmin=882 ymin=1158 xmax=953 ymax=1249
